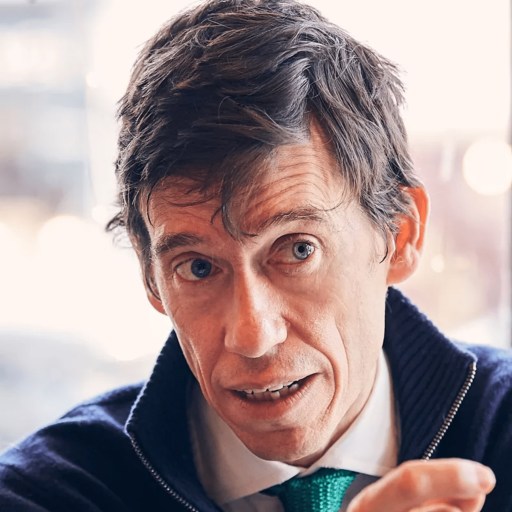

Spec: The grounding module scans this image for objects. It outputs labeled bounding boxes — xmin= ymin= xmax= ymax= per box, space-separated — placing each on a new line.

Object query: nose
xmin=224 ymin=273 xmax=287 ymax=358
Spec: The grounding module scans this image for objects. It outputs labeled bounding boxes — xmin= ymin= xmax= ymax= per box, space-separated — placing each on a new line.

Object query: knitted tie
xmin=267 ymin=468 xmax=357 ymax=512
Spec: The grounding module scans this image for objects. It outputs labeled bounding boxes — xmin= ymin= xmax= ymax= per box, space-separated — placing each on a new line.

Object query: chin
xmin=239 ymin=427 xmax=328 ymax=466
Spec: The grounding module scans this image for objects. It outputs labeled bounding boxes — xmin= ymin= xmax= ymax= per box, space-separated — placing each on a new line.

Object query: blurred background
xmin=0 ymin=0 xmax=510 ymax=450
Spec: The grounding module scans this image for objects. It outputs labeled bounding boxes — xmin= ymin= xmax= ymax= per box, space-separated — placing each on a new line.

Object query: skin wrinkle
xmin=147 ymin=149 xmax=351 ymax=247
xmin=149 ymin=196 xmax=334 ymax=257
xmin=232 ymin=137 xmax=350 ymax=235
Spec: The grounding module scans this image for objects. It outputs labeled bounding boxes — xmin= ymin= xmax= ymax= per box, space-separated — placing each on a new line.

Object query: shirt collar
xmin=189 ymin=350 xmax=398 ymax=505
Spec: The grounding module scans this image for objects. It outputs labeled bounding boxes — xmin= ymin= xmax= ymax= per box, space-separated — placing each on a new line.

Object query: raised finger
xmin=347 ymin=459 xmax=495 ymax=512
xmin=418 ymin=494 xmax=486 ymax=512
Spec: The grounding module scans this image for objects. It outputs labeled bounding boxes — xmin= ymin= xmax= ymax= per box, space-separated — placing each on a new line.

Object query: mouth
xmin=234 ymin=376 xmax=309 ymax=402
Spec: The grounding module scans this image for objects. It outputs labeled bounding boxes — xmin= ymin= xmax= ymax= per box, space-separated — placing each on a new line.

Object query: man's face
xmin=143 ymin=127 xmax=393 ymax=465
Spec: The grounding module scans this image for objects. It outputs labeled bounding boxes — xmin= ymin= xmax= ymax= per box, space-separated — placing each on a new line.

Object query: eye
xmin=270 ymin=237 xmax=317 ymax=268
xmin=292 ymin=241 xmax=315 ymax=260
xmin=176 ymin=258 xmax=214 ymax=281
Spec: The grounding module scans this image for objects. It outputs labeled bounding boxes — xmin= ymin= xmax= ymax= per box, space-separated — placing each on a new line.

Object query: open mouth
xmin=236 ymin=377 xmax=309 ymax=401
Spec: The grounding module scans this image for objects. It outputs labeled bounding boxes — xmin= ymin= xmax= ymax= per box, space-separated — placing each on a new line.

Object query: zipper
xmin=129 ymin=434 xmax=200 ymax=512
xmin=421 ymin=361 xmax=477 ymax=460
xmin=129 ymin=360 xmax=476 ymax=506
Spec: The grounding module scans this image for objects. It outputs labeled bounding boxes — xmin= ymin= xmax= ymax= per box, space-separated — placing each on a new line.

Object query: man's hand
xmin=347 ymin=459 xmax=496 ymax=512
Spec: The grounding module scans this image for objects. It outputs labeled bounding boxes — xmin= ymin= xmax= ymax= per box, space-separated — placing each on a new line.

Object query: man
xmin=0 ymin=0 xmax=509 ymax=510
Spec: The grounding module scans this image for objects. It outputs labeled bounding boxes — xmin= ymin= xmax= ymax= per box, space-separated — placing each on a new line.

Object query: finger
xmin=411 ymin=507 xmax=460 ymax=512
xmin=347 ymin=459 xmax=495 ymax=512
xmin=411 ymin=506 xmax=461 ymax=512
xmin=449 ymin=495 xmax=486 ymax=512
xmin=420 ymin=494 xmax=487 ymax=512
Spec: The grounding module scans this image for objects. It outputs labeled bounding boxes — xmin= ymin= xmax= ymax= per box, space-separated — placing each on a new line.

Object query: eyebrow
xmin=152 ymin=207 xmax=328 ymax=258
xmin=152 ymin=233 xmax=204 ymax=258
xmin=254 ymin=207 xmax=327 ymax=232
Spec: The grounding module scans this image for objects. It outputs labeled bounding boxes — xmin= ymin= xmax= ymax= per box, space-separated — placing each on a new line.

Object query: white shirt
xmin=188 ymin=351 xmax=398 ymax=511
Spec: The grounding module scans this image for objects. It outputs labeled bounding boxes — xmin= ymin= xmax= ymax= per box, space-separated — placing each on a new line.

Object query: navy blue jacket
xmin=1 ymin=288 xmax=511 ymax=511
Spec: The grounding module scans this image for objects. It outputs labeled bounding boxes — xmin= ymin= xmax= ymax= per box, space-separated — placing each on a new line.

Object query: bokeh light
xmin=463 ymin=139 xmax=512 ymax=196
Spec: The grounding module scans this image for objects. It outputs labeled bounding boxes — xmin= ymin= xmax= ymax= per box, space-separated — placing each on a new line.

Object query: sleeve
xmin=0 ymin=393 xmax=158 ymax=512
xmin=440 ymin=345 xmax=512 ymax=512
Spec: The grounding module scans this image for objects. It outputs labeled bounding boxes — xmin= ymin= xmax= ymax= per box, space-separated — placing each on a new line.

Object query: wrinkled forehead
xmin=144 ymin=130 xmax=351 ymax=237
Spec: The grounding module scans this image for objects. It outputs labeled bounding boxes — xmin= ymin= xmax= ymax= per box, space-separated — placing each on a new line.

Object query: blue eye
xmin=190 ymin=259 xmax=212 ymax=279
xmin=292 ymin=241 xmax=314 ymax=260
xmin=175 ymin=257 xmax=217 ymax=282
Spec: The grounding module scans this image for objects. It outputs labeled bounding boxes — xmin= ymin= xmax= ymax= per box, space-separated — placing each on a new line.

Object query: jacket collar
xmin=125 ymin=331 xmax=218 ymax=510
xmin=126 ymin=287 xmax=476 ymax=507
xmin=383 ymin=288 xmax=476 ymax=462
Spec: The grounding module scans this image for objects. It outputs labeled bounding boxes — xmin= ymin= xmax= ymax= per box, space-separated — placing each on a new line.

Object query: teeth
xmin=268 ymin=381 xmax=294 ymax=392
xmin=245 ymin=388 xmax=268 ymax=394
xmin=241 ymin=380 xmax=300 ymax=400
xmin=243 ymin=381 xmax=295 ymax=395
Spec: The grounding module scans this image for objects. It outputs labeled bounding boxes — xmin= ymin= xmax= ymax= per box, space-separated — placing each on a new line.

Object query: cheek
xmin=337 ymin=278 xmax=387 ymax=377
xmin=307 ymin=260 xmax=387 ymax=369
xmin=287 ymin=292 xmax=350 ymax=381
xmin=171 ymin=327 xmax=202 ymax=381
xmin=157 ymin=273 xmax=230 ymax=389
xmin=172 ymin=324 xmax=224 ymax=408
xmin=166 ymin=301 xmax=222 ymax=387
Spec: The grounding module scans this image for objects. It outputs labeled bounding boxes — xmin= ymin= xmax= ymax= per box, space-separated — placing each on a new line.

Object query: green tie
xmin=267 ymin=468 xmax=357 ymax=512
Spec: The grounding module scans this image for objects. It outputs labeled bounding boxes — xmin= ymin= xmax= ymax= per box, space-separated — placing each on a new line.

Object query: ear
xmin=130 ymin=235 xmax=167 ymax=316
xmin=142 ymin=267 xmax=167 ymax=316
xmin=386 ymin=186 xmax=430 ymax=285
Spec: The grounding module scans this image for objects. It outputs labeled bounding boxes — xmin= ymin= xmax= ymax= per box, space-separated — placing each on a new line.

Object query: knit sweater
xmin=0 ymin=288 xmax=511 ymax=511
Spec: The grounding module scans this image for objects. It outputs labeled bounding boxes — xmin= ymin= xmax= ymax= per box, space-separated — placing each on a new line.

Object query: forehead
xmin=145 ymin=126 xmax=351 ymax=236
